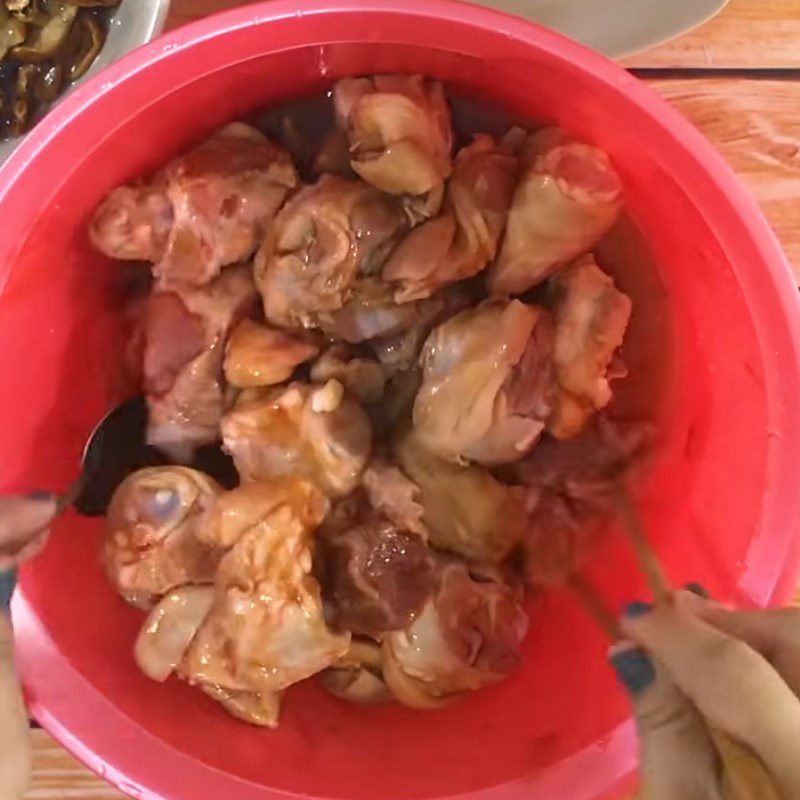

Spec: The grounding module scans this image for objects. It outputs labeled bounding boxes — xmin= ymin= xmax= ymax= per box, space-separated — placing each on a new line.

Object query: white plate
xmin=478 ymin=0 xmax=729 ymax=58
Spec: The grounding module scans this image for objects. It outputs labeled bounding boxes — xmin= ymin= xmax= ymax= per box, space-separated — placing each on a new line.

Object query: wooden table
xmin=26 ymin=0 xmax=800 ymax=797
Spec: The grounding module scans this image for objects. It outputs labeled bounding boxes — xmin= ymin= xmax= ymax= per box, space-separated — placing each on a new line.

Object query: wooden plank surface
xmin=650 ymin=78 xmax=800 ymax=276
xmin=627 ymin=0 xmax=800 ymax=69
xmin=166 ymin=0 xmax=257 ymax=29
xmin=26 ymin=730 xmax=123 ymax=799
xmin=167 ymin=0 xmax=800 ymax=70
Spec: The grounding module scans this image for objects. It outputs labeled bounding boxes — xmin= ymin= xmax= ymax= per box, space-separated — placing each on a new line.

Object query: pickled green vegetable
xmin=63 ymin=12 xmax=101 ymax=80
xmin=0 ymin=0 xmax=120 ymax=140
xmin=0 ymin=9 xmax=26 ymax=60
xmin=10 ymin=3 xmax=78 ymax=62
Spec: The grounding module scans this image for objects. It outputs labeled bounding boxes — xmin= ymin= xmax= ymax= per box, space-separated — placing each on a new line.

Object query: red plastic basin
xmin=1 ymin=2 xmax=800 ymax=799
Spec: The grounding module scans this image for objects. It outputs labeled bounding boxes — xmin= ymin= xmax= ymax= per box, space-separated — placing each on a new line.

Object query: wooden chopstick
xmin=613 ymin=486 xmax=672 ymax=606
xmin=568 ymin=575 xmax=620 ymax=640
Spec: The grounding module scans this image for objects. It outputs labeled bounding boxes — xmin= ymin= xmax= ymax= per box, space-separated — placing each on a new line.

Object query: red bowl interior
xmin=2 ymin=2 xmax=800 ymax=800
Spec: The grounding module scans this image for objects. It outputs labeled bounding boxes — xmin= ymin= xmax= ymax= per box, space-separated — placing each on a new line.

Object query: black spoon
xmin=63 ymin=397 xmax=237 ymax=517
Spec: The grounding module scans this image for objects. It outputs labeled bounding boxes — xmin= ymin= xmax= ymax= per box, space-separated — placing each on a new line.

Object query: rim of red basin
xmin=3 ymin=2 xmax=800 ymax=800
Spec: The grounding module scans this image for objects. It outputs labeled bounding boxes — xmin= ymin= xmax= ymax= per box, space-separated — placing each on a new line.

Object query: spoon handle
xmin=55 ymin=475 xmax=86 ymax=514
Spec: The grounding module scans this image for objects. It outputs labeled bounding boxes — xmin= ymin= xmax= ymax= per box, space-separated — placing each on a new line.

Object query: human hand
xmin=0 ymin=493 xmax=57 ymax=572
xmin=0 ymin=492 xmax=57 ymax=800
xmin=610 ymin=589 xmax=800 ymax=800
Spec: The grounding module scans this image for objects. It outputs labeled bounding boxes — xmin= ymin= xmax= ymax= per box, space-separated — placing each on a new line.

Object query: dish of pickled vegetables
xmin=91 ymin=74 xmax=647 ymax=726
xmin=0 ymin=0 xmax=122 ymax=140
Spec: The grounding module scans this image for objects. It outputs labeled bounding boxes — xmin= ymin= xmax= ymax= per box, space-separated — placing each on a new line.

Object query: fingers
xmin=0 ymin=613 xmax=32 ymax=799
xmin=0 ymin=494 xmax=56 ymax=565
xmin=610 ymin=643 xmax=723 ymax=800
xmin=0 ymin=531 xmax=50 ymax=572
xmin=677 ymin=592 xmax=800 ymax=695
xmin=0 ymin=531 xmax=50 ymax=574
xmin=0 ymin=496 xmax=52 ymax=797
xmin=621 ymin=601 xmax=800 ymax=799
